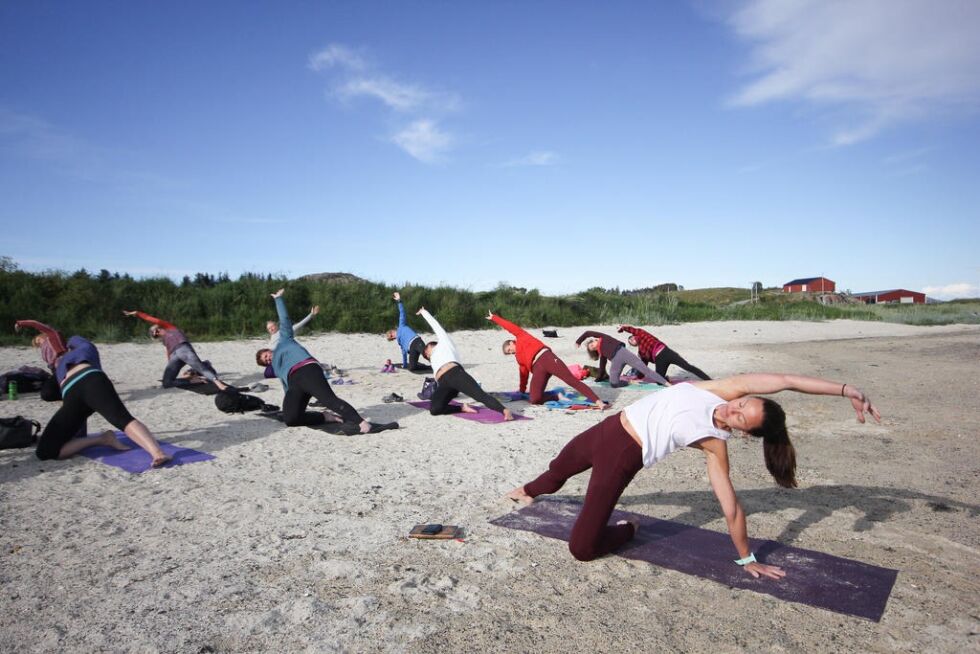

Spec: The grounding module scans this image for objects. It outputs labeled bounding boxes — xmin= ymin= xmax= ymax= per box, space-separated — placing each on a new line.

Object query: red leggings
xmin=529 ymin=350 xmax=601 ymax=404
xmin=524 ymin=413 xmax=643 ymax=561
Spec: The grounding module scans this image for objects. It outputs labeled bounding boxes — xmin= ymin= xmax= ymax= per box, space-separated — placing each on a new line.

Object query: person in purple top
xmin=36 ymin=335 xmax=171 ymax=467
xmin=575 ymin=330 xmax=669 ymax=388
xmin=122 ymin=310 xmax=229 ymax=390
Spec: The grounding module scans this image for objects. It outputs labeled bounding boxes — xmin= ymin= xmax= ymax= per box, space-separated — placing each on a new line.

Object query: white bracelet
xmin=734 ymin=552 xmax=756 ymax=566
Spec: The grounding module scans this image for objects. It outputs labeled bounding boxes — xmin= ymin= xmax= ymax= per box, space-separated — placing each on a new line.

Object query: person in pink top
xmin=506 ymin=373 xmax=880 ymax=578
xmin=122 ymin=310 xmax=229 ymax=390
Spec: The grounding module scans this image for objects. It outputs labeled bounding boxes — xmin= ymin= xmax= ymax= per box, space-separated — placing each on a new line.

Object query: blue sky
xmin=2 ymin=1 xmax=979 ymax=299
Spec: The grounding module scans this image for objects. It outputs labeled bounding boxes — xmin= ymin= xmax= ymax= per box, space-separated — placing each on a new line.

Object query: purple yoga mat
xmin=490 ymin=498 xmax=897 ymax=622
xmin=79 ymin=433 xmax=215 ymax=473
xmin=408 ymin=401 xmax=531 ymax=423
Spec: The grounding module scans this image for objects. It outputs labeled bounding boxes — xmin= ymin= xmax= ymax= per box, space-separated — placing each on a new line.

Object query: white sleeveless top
xmin=623 ymin=383 xmax=731 ymax=468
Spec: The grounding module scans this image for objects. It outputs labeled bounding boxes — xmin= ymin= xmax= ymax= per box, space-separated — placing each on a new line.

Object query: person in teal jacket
xmin=255 ymin=289 xmax=396 ymax=435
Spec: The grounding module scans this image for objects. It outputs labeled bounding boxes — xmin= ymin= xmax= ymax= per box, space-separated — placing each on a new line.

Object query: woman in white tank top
xmin=507 ymin=373 xmax=880 ymax=579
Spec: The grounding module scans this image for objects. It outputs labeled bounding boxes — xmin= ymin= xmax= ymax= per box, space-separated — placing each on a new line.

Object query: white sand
xmin=1 ymin=320 xmax=978 ymax=652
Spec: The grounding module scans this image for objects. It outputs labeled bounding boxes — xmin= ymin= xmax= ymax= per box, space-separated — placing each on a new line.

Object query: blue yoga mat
xmin=490 ymin=498 xmax=897 ymax=622
xmin=79 ymin=433 xmax=215 ymax=473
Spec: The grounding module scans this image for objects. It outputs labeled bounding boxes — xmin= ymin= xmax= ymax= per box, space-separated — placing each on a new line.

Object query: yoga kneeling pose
xmin=576 ymin=330 xmax=669 ymax=387
xmin=488 ymin=311 xmax=606 ymax=409
xmin=506 ymin=374 xmax=881 ymax=577
xmin=385 ymin=292 xmax=432 ymax=373
xmin=123 ymin=310 xmax=229 ymax=390
xmin=618 ymin=325 xmax=710 ymax=381
xmin=36 ymin=335 xmax=170 ymax=467
xmin=256 ymin=289 xmax=395 ymax=435
xmin=417 ymin=307 xmax=514 ymax=421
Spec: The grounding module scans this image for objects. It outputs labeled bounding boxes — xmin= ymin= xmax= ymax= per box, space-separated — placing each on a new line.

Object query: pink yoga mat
xmin=408 ymin=401 xmax=531 ymax=423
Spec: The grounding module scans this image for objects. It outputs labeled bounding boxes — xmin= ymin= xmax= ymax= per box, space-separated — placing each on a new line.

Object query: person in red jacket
xmin=618 ymin=325 xmax=711 ymax=381
xmin=488 ymin=311 xmax=607 ymax=409
xmin=123 ymin=311 xmax=230 ymax=390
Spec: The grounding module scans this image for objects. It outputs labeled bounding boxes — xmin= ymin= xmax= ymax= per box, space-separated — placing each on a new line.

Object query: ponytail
xmin=747 ymin=398 xmax=797 ymax=488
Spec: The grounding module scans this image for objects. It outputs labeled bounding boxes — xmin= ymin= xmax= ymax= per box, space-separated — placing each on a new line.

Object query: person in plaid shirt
xmin=617 ymin=325 xmax=711 ymax=382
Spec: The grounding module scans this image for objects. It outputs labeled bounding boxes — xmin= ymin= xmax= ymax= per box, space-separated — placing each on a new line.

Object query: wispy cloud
xmin=309 ymin=42 xmax=461 ymax=162
xmin=921 ymin=282 xmax=979 ymax=300
xmin=0 ymin=107 xmax=102 ymax=176
xmin=308 ymin=44 xmax=366 ymax=72
xmin=724 ymin=0 xmax=980 ymax=145
xmin=502 ymin=150 xmax=560 ymax=167
xmin=390 ymin=120 xmax=452 ymax=164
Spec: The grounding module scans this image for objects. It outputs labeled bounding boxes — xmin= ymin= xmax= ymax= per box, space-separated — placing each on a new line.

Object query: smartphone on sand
xmin=409 ymin=524 xmax=462 ymax=539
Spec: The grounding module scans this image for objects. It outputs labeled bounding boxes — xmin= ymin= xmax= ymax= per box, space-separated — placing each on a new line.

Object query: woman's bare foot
xmin=460 ymin=403 xmax=479 ymax=414
xmin=358 ymin=419 xmax=372 ymax=434
xmin=502 ymin=408 xmax=515 ymax=421
xmin=101 ymin=430 xmax=130 ymax=451
xmin=150 ymin=452 xmax=172 ymax=468
xmin=505 ymin=485 xmax=533 ymax=506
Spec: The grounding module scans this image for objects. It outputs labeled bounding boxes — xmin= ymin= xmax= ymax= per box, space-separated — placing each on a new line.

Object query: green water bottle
xmin=7 ymin=380 xmax=17 ymax=401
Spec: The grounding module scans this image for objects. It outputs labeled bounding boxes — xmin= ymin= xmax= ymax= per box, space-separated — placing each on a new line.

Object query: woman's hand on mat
xmin=844 ymin=385 xmax=881 ymax=424
xmin=271 ymin=288 xmax=284 ymax=299
xmin=392 ymin=292 xmax=400 ymax=302
xmin=743 ymin=561 xmax=786 ymax=580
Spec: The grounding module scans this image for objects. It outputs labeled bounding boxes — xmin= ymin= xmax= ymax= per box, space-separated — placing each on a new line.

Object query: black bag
xmin=542 ymin=329 xmax=559 ymax=338
xmin=214 ymin=389 xmax=268 ymax=414
xmin=418 ymin=377 xmax=438 ymax=401
xmin=0 ymin=416 xmax=41 ymax=450
xmin=0 ymin=366 xmax=53 ymax=394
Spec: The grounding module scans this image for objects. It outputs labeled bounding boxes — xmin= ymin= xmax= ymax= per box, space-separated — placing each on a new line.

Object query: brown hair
xmin=255 ymin=348 xmax=272 ymax=366
xmin=746 ymin=398 xmax=797 ymax=488
xmin=502 ymin=339 xmax=515 ymax=354
xmin=584 ymin=338 xmax=599 ymax=360
xmin=423 ymin=341 xmax=437 ymax=359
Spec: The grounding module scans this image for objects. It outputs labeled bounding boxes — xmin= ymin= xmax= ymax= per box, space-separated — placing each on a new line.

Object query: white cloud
xmin=308 ymin=44 xmax=366 ymax=72
xmin=390 ymin=120 xmax=452 ymax=163
xmin=725 ymin=0 xmax=980 ymax=144
xmin=339 ymin=77 xmax=431 ymax=112
xmin=502 ymin=150 xmax=560 ymax=167
xmin=921 ymin=282 xmax=979 ymax=300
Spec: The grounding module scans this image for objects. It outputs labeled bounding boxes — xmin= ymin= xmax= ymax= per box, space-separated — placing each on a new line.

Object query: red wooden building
xmin=783 ymin=277 xmax=836 ymax=293
xmin=852 ymin=289 xmax=926 ymax=304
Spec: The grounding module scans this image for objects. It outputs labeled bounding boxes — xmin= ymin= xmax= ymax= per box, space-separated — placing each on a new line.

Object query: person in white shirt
xmin=506 ymin=373 xmax=880 ymax=578
xmin=417 ymin=307 xmax=514 ymax=421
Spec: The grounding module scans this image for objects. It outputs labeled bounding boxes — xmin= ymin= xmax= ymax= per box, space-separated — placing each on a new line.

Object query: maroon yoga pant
xmin=524 ymin=413 xmax=643 ymax=561
xmin=529 ymin=349 xmax=601 ymax=404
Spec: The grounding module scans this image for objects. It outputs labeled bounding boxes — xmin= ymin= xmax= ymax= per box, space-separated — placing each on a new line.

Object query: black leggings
xmin=654 ymin=346 xmax=711 ymax=381
xmin=407 ymin=337 xmax=432 ymax=373
xmin=36 ymin=370 xmax=135 ymax=460
xmin=283 ymin=363 xmax=363 ymax=427
xmin=430 ymin=365 xmax=506 ymax=416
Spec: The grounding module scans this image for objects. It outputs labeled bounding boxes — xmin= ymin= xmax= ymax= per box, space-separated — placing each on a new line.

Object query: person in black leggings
xmin=256 ymin=288 xmax=398 ymax=435
xmin=37 ymin=335 xmax=170 ymax=467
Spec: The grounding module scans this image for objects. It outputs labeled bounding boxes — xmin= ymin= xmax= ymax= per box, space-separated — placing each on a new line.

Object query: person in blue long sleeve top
xmin=255 ymin=288 xmax=398 ymax=435
xmin=384 ymin=292 xmax=432 ymax=373
xmin=36 ymin=335 xmax=171 ymax=467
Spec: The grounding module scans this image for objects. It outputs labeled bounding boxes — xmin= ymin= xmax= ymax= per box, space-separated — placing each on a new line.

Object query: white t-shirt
xmin=623 ymin=383 xmax=731 ymax=468
xmin=418 ymin=309 xmax=461 ymax=372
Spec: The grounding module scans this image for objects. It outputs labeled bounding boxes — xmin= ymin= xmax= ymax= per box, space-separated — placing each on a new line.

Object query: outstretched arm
xmin=488 ymin=311 xmax=525 ymax=338
xmin=696 ymin=373 xmax=881 ymax=423
xmin=123 ymin=311 xmax=177 ymax=331
xmin=576 ymin=330 xmax=603 ymax=346
xmin=293 ymin=305 xmax=318 ymax=333
xmin=271 ymin=289 xmax=294 ymax=339
xmin=701 ymin=438 xmax=785 ymax=580
xmin=417 ymin=308 xmax=450 ymax=344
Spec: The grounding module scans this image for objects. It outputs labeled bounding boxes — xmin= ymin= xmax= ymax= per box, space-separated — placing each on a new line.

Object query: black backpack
xmin=214 ymin=389 xmax=273 ymax=414
xmin=0 ymin=416 xmax=41 ymax=450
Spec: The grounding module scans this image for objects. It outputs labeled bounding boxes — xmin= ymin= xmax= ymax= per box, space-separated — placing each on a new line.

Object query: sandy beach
xmin=1 ymin=319 xmax=978 ymax=653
